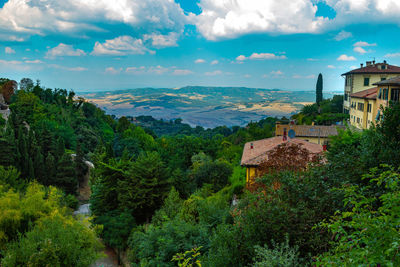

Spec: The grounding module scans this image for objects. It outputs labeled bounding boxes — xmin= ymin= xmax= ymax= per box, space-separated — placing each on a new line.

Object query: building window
xmin=383 ymin=88 xmax=388 ymax=100
xmin=357 ymin=102 xmax=364 ymax=111
xmin=367 ymin=103 xmax=372 ymax=113
xmin=381 ymin=65 xmax=386 ymax=70
xmin=364 ymin=77 xmax=370 ymax=86
xmin=381 ymin=77 xmax=386 ymax=81
xmin=357 ymin=117 xmax=360 ymax=123
xmin=344 ymin=93 xmax=348 ymax=101
xmin=391 ymin=88 xmax=400 ymax=102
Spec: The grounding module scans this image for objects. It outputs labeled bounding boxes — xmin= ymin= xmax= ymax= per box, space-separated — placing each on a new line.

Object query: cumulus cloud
xmin=337 ymin=54 xmax=356 ymax=61
xmin=353 ymin=41 xmax=376 ymax=47
xmin=210 ymin=60 xmax=219 ymax=65
xmin=5 ymin=47 xmax=15 ymax=54
xmin=195 ymin=59 xmax=206 ymax=64
xmin=236 ymin=53 xmax=287 ymax=61
xmin=143 ymin=32 xmax=180 ymax=48
xmin=353 ymin=46 xmax=367 ymax=54
xmin=46 ymin=43 xmax=86 ymax=58
xmin=0 ymin=0 xmax=187 ymax=42
xmin=307 ymin=58 xmax=319 ymax=61
xmin=92 ymin=36 xmax=154 ymax=56
xmin=172 ymin=69 xmax=193 ymax=75
xmin=49 ymin=64 xmax=87 ymax=71
xmin=334 ymin=30 xmax=352 ymax=41
xmin=25 ymin=59 xmax=43 ymax=64
xmin=194 ymin=0 xmax=328 ymax=40
xmin=327 ymin=65 xmax=336 ymax=69
xmin=105 ymin=67 xmax=123 ymax=74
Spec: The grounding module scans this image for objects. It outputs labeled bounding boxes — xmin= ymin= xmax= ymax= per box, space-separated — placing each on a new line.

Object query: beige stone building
xmin=342 ymin=60 xmax=400 ymax=115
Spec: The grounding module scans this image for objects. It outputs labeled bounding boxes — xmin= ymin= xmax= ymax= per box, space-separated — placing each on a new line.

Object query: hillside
xmin=80 ymin=86 xmax=340 ymax=128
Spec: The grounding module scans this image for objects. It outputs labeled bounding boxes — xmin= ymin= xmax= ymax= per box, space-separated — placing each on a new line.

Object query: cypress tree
xmin=316 ymin=73 xmax=323 ymax=105
xmin=56 ymin=154 xmax=77 ymax=194
xmin=75 ymin=142 xmax=88 ymax=185
xmin=45 ymin=153 xmax=56 ymax=186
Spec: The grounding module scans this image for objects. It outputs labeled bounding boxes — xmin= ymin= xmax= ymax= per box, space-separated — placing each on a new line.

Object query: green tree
xmin=316 ymin=73 xmax=323 ymax=105
xmin=118 ymin=151 xmax=169 ymax=222
xmin=55 ymin=154 xmax=77 ymax=194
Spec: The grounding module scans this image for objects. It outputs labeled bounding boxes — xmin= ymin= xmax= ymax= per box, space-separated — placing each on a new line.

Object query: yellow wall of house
xmin=352 ymin=74 xmax=398 ymax=94
xmin=246 ymin=167 xmax=257 ymax=184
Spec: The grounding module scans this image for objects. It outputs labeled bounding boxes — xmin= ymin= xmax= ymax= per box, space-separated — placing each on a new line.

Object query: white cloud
xmin=249 ymin=53 xmax=287 ymax=60
xmin=307 ymin=58 xmax=319 ymax=61
xmin=25 ymin=59 xmax=43 ymax=64
xmin=205 ymin=70 xmax=223 ymax=76
xmin=236 ymin=53 xmax=286 ymax=61
xmin=210 ymin=60 xmax=219 ymax=65
xmin=46 ymin=43 xmax=86 ymax=58
xmin=353 ymin=46 xmax=367 ymax=54
xmin=105 ymin=67 xmax=122 ymax=74
xmin=5 ymin=47 xmax=15 ymax=54
xmin=236 ymin=55 xmax=246 ymax=61
xmin=195 ymin=59 xmax=206 ymax=64
xmin=143 ymin=32 xmax=180 ymax=48
xmin=271 ymin=70 xmax=284 ymax=75
xmin=334 ymin=30 xmax=352 ymax=41
xmin=0 ymin=0 xmax=187 ymax=42
xmin=194 ymin=0 xmax=328 ymax=40
xmin=385 ymin=52 xmax=400 ymax=58
xmin=327 ymin=65 xmax=336 ymax=69
xmin=353 ymin=41 xmax=376 ymax=47
xmin=244 ymin=74 xmax=251 ymax=78
xmin=337 ymin=54 xmax=356 ymax=61
xmin=92 ymin=36 xmax=154 ymax=56
xmin=49 ymin=64 xmax=87 ymax=71
xmin=172 ymin=69 xmax=193 ymax=75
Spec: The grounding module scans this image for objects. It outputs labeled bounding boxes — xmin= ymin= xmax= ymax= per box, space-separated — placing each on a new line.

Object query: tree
xmin=55 ymin=154 xmax=77 ymax=194
xmin=75 ymin=142 xmax=88 ymax=186
xmin=118 ymin=151 xmax=169 ymax=222
xmin=1 ymin=80 xmax=16 ymax=104
xmin=19 ymin=78 xmax=34 ymax=91
xmin=316 ymin=73 xmax=323 ymax=106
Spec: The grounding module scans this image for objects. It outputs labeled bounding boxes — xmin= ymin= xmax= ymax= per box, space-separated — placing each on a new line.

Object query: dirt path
xmin=91 ymin=246 xmax=119 ymax=267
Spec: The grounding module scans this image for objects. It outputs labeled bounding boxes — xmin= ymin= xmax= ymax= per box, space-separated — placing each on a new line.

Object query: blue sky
xmin=1 ymin=0 xmax=400 ymax=92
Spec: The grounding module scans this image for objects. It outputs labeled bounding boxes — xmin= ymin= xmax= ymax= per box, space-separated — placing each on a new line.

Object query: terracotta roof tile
xmin=275 ymin=124 xmax=344 ymax=138
xmin=241 ymin=136 xmax=323 ymax=166
xmin=350 ymin=87 xmax=377 ymax=99
xmin=373 ymin=75 xmax=400 ymax=86
xmin=342 ymin=63 xmax=400 ymax=75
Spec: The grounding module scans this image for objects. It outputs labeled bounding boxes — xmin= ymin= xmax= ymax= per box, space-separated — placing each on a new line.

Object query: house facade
xmin=275 ymin=122 xmax=344 ymax=145
xmin=348 ymin=76 xmax=400 ymax=129
xmin=342 ymin=60 xmax=400 ymax=116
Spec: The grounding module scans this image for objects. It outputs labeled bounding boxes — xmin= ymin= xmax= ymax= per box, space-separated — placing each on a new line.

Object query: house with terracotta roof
xmin=342 ymin=60 xmax=400 ymax=116
xmin=275 ymin=122 xmax=344 ymax=145
xmin=347 ymin=75 xmax=400 ymax=129
xmin=241 ymin=135 xmax=323 ymax=186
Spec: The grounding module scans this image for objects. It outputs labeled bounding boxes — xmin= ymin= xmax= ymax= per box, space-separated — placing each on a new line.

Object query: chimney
xmin=360 ymin=63 xmax=364 ymax=68
xmin=283 ymin=128 xmax=287 ymax=141
xmin=373 ymin=60 xmax=375 ymax=65
xmin=250 ymin=143 xmax=253 ymax=149
xmin=384 ymin=60 xmax=387 ymax=64
xmin=366 ymin=61 xmax=372 ymax=66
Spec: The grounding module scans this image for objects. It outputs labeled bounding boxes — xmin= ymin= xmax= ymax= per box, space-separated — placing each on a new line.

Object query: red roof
xmin=373 ymin=76 xmax=400 ymax=86
xmin=350 ymin=87 xmax=377 ymax=99
xmin=241 ymin=136 xmax=323 ymax=166
xmin=342 ymin=63 xmax=400 ymax=76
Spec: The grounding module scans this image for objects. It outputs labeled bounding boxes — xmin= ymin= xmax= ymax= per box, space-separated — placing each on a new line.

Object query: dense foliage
xmin=1 ymin=76 xmax=399 ymax=266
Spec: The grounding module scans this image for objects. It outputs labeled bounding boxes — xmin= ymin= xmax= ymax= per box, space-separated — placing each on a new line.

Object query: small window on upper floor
xmin=381 ymin=77 xmax=386 ymax=81
xmin=381 ymin=65 xmax=386 ymax=70
xmin=364 ymin=77 xmax=370 ymax=86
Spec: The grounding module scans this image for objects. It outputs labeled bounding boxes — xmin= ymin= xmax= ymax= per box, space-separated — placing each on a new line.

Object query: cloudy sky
xmin=1 ymin=0 xmax=400 ymax=92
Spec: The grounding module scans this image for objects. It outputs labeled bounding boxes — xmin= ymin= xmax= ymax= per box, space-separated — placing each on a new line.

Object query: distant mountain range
xmin=80 ymin=86 xmax=341 ymax=128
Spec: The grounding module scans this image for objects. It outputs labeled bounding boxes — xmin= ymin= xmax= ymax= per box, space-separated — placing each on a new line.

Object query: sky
xmin=1 ymin=0 xmax=400 ymax=92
